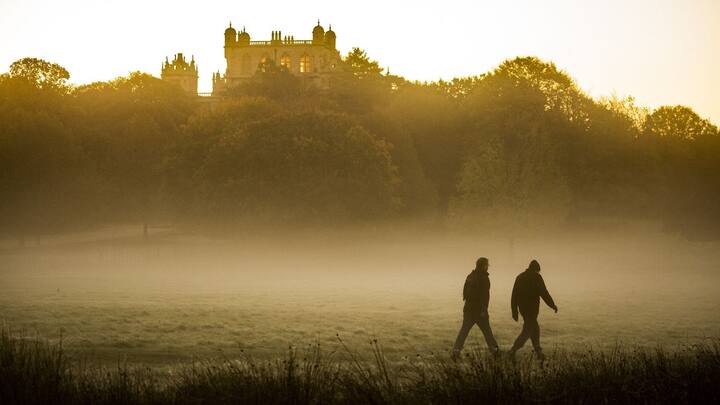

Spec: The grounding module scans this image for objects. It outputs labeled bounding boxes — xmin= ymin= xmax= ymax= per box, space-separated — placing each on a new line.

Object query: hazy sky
xmin=1 ymin=0 xmax=718 ymax=123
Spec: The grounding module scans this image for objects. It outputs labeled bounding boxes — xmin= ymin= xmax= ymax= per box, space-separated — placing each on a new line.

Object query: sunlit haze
xmin=2 ymin=1 xmax=720 ymax=402
xmin=1 ymin=0 xmax=718 ymax=122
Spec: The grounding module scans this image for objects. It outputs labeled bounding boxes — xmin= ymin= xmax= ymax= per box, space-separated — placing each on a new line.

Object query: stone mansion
xmin=161 ymin=21 xmax=341 ymax=96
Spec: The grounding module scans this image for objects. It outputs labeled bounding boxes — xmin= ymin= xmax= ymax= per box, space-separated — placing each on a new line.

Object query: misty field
xmin=1 ymin=225 xmax=718 ymax=368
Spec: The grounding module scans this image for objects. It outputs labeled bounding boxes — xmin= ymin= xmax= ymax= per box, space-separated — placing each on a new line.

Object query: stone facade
xmin=212 ymin=21 xmax=340 ymax=95
xmin=160 ymin=53 xmax=198 ymax=95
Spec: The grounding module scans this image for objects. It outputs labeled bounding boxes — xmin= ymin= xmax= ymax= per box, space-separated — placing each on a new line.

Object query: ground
xmin=1 ymin=225 xmax=718 ymax=367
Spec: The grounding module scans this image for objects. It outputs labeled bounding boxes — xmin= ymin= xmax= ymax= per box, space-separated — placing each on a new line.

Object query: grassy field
xmin=1 ymin=226 xmax=718 ymax=368
xmin=2 ymin=226 xmax=719 ymax=403
xmin=2 ymin=327 xmax=719 ymax=404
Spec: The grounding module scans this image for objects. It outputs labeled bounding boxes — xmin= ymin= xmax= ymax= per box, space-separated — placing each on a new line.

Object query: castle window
xmin=280 ymin=54 xmax=291 ymax=71
xmin=300 ymin=54 xmax=311 ymax=73
xmin=257 ymin=55 xmax=272 ymax=72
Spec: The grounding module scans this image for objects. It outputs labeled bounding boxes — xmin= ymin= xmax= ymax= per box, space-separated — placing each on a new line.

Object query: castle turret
xmin=312 ymin=21 xmax=325 ymax=45
xmin=224 ymin=23 xmax=237 ymax=47
xmin=161 ymin=53 xmax=198 ymax=95
xmin=212 ymin=70 xmax=226 ymax=95
xmin=238 ymin=27 xmax=250 ymax=46
xmin=324 ymin=25 xmax=336 ymax=49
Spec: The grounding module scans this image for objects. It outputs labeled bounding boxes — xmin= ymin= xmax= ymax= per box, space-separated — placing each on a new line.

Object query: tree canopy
xmin=8 ymin=57 xmax=70 ymax=91
xmin=1 ymin=53 xmax=718 ymax=239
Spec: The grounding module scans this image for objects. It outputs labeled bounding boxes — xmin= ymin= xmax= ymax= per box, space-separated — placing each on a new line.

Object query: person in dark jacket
xmin=509 ymin=259 xmax=557 ymax=360
xmin=452 ymin=257 xmax=499 ymax=357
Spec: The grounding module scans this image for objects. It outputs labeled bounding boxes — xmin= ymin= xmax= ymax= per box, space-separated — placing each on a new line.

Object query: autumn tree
xmin=326 ymin=48 xmax=397 ymax=114
xmin=74 ymin=72 xmax=194 ymax=237
xmin=0 ymin=59 xmax=92 ymax=244
xmin=451 ymin=73 xmax=572 ymax=226
xmin=1 ymin=53 xmax=719 ymax=236
xmin=228 ymin=59 xmax=308 ymax=102
xmin=641 ymin=105 xmax=720 ymax=233
xmin=191 ymin=110 xmax=399 ymax=224
xmin=9 ymin=57 xmax=70 ymax=92
xmin=343 ymin=48 xmax=384 ymax=80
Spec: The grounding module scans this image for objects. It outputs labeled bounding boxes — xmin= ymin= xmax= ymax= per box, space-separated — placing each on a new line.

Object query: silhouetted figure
xmin=509 ymin=259 xmax=557 ymax=360
xmin=453 ymin=257 xmax=499 ymax=357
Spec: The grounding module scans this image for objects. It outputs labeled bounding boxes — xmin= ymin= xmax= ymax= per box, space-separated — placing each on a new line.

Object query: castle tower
xmin=213 ymin=21 xmax=341 ymax=95
xmin=161 ymin=53 xmax=198 ymax=95
xmin=238 ymin=27 xmax=251 ymax=46
xmin=324 ymin=25 xmax=336 ymax=49
xmin=224 ymin=23 xmax=237 ymax=59
xmin=312 ymin=21 xmax=325 ymax=45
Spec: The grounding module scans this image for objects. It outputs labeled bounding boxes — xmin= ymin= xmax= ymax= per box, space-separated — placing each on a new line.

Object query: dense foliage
xmin=0 ymin=52 xmax=718 ymax=239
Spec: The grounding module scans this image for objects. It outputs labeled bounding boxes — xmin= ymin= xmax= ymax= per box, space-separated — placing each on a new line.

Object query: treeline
xmin=1 ymin=51 xmax=719 ymax=240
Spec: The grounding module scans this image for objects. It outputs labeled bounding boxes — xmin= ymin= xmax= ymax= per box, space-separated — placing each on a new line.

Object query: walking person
xmin=452 ymin=257 xmax=500 ymax=358
xmin=509 ymin=259 xmax=557 ymax=361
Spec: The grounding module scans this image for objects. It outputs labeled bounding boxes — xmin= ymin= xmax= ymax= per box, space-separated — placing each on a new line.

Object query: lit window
xmin=280 ymin=54 xmax=291 ymax=71
xmin=257 ymin=56 xmax=272 ymax=72
xmin=300 ymin=54 xmax=311 ymax=73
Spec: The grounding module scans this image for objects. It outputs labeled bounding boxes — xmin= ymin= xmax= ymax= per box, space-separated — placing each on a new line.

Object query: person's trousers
xmin=511 ymin=315 xmax=542 ymax=353
xmin=453 ymin=312 xmax=499 ymax=351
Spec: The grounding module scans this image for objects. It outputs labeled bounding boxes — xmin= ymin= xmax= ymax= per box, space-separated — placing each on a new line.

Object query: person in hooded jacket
xmin=509 ymin=259 xmax=558 ymax=360
xmin=452 ymin=257 xmax=500 ymax=357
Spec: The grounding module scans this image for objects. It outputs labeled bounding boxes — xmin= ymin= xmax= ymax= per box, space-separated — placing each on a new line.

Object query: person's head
xmin=527 ymin=260 xmax=541 ymax=273
xmin=475 ymin=257 xmax=489 ymax=272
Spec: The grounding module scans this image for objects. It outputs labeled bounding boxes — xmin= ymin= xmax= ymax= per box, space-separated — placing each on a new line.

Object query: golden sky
xmin=1 ymin=0 xmax=718 ymax=123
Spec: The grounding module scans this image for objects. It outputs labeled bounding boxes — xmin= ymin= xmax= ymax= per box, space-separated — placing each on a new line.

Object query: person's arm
xmin=537 ymin=274 xmax=558 ymax=312
xmin=511 ymin=277 xmax=519 ymax=321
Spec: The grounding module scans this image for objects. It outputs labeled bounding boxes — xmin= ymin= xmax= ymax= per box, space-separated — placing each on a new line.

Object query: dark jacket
xmin=511 ymin=270 xmax=555 ymax=319
xmin=463 ymin=269 xmax=490 ymax=314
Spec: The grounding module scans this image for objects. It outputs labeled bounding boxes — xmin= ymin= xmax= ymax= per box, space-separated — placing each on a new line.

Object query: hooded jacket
xmin=511 ymin=270 xmax=556 ymax=318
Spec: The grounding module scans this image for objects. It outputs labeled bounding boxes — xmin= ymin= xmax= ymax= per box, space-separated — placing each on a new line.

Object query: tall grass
xmin=1 ymin=328 xmax=718 ymax=404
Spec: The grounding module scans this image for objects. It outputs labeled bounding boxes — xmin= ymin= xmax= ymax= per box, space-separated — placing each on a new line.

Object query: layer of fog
xmin=1 ymin=225 xmax=718 ymax=357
